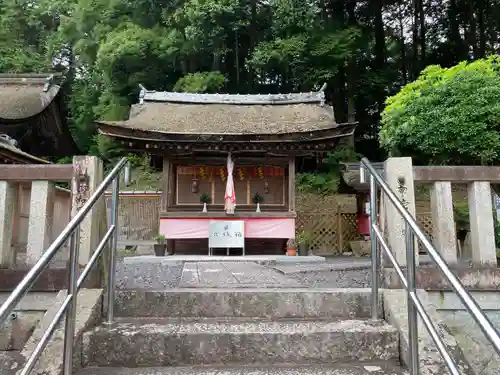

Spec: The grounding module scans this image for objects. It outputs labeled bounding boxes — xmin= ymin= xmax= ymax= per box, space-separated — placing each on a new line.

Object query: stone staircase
xmin=76 ymin=288 xmax=408 ymax=375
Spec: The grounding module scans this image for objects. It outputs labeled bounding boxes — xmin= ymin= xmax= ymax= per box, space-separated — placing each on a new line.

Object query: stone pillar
xmin=430 ymin=181 xmax=458 ymax=264
xmin=26 ymin=181 xmax=55 ymax=265
xmin=0 ymin=182 xmax=18 ymax=266
xmin=383 ymin=157 xmax=417 ymax=267
xmin=468 ymin=181 xmax=496 ymax=266
xmin=71 ymin=156 xmax=104 ymax=266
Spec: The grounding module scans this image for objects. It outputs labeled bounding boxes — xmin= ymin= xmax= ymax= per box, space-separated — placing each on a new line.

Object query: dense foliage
xmin=380 ymin=57 xmax=500 ymax=165
xmin=2 ymin=0 xmax=500 ymax=161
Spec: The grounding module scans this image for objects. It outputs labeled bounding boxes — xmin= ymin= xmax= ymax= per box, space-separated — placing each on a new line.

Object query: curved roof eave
xmin=0 ymin=85 xmax=61 ymax=123
xmin=96 ymin=121 xmax=357 ymax=143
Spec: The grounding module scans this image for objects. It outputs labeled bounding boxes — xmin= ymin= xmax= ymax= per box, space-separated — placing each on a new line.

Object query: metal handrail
xmin=0 ymin=157 xmax=127 ymax=375
xmin=361 ymin=157 xmax=500 ymax=375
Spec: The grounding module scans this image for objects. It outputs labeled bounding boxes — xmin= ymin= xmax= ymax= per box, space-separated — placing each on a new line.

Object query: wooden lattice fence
xmin=106 ymin=193 xmax=161 ymax=241
xmin=295 ymin=193 xmax=359 ymax=255
xmin=416 ymin=212 xmax=433 ymax=252
xmin=295 ymin=193 xmax=435 ymax=255
xmin=295 ymin=212 xmax=361 ymax=254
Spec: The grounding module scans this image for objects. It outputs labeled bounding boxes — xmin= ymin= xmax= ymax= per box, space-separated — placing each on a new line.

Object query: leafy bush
xmin=295 ymin=146 xmax=359 ymax=195
xmin=296 ymin=172 xmax=339 ymax=195
xmin=380 ymin=57 xmax=500 ymax=165
xmin=453 ymin=200 xmax=470 ymax=232
xmin=173 ymin=71 xmax=226 ymax=93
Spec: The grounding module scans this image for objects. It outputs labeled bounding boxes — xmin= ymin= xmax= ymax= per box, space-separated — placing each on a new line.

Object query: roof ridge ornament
xmin=0 ymin=134 xmax=18 ymax=148
xmin=139 ymin=90 xmax=324 ymax=105
xmin=319 ymin=83 xmax=327 ymax=107
xmin=42 ymin=75 xmax=55 ymax=93
xmin=138 ymin=84 xmax=147 ymax=104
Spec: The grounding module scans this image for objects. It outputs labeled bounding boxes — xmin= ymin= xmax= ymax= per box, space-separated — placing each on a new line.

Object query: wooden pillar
xmin=288 ymin=156 xmax=296 ymax=212
xmin=161 ymin=156 xmax=175 ymax=254
xmin=161 ymin=156 xmax=171 ymax=212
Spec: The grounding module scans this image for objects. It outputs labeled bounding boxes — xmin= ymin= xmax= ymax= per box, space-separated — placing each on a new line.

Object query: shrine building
xmin=96 ymin=84 xmax=357 ymax=255
xmin=0 ymin=73 xmax=79 ymax=159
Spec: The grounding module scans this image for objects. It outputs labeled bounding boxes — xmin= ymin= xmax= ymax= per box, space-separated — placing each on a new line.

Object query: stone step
xmin=114 ymin=288 xmax=380 ymax=319
xmin=76 ymin=363 xmax=408 ymax=375
xmin=83 ymin=318 xmax=399 ymax=367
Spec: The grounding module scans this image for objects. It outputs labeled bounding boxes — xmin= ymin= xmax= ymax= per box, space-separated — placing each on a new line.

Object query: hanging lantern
xmin=191 ymin=177 xmax=199 ymax=193
xmin=258 ymin=167 xmax=264 ymax=180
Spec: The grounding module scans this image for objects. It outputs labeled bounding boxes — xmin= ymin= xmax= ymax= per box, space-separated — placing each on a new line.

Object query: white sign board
xmin=209 ymin=220 xmax=245 ymax=248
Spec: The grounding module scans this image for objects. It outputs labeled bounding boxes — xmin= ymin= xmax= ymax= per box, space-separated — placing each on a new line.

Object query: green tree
xmin=173 ymin=72 xmax=226 ymax=93
xmin=380 ymin=57 xmax=500 ymax=165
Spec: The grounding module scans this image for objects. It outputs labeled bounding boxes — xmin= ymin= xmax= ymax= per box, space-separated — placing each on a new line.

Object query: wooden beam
xmin=171 ymin=156 xmax=289 ymax=167
xmin=0 ymin=164 xmax=74 ymax=181
xmin=288 ymin=156 xmax=296 ymax=212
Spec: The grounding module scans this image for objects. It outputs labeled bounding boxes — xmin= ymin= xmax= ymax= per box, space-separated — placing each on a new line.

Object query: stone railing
xmin=0 ymin=156 xmax=105 ymax=269
xmin=382 ymin=157 xmax=498 ymax=268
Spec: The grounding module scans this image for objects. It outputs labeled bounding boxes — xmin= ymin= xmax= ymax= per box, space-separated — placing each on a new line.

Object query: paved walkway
xmin=117 ymin=254 xmax=436 ymax=290
xmin=179 ymin=261 xmax=303 ymax=288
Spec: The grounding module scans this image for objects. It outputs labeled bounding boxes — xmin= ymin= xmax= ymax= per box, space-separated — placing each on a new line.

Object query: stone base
xmin=383 ymin=265 xmax=500 ymax=290
xmin=83 ymin=319 xmax=399 ymax=367
xmin=383 ymin=289 xmax=474 ymax=374
xmin=73 ymin=363 xmax=409 ymax=375
xmin=349 ymin=240 xmax=371 ymax=257
xmin=113 ymin=288 xmax=381 ymax=319
xmin=0 ymin=266 xmax=102 ymax=292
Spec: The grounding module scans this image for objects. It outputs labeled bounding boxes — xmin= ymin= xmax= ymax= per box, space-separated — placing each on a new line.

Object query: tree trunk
xmin=469 ymin=1 xmax=478 ymax=58
xmin=449 ymin=0 xmax=464 ymax=61
xmin=412 ymin=0 xmax=420 ymax=77
xmin=419 ymin=0 xmax=426 ymax=66
xmin=477 ymin=0 xmax=486 ymax=57
xmin=346 ymin=0 xmax=358 ymax=123
xmin=398 ymin=3 xmax=407 ymax=84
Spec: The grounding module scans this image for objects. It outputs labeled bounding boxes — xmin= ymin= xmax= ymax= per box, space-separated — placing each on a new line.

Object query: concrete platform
xmin=122 ymin=255 xmax=326 ymax=265
xmin=180 ymin=261 xmax=303 ymax=288
xmin=116 ymin=256 xmax=325 ymax=289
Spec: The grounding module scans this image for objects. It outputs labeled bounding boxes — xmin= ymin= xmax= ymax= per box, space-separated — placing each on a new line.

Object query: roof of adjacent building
xmin=0 ymin=73 xmax=80 ymax=157
xmin=341 ymin=162 xmax=385 ymax=192
xmin=97 ymin=84 xmax=357 ymax=142
xmin=0 ymin=74 xmax=61 ymax=121
xmin=0 ymin=138 xmax=49 ymax=164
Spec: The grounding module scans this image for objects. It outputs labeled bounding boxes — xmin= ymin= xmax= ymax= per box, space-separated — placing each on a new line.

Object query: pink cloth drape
xmin=160 ymin=218 xmax=295 ymax=239
xmin=224 ymin=153 xmax=236 ymax=214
